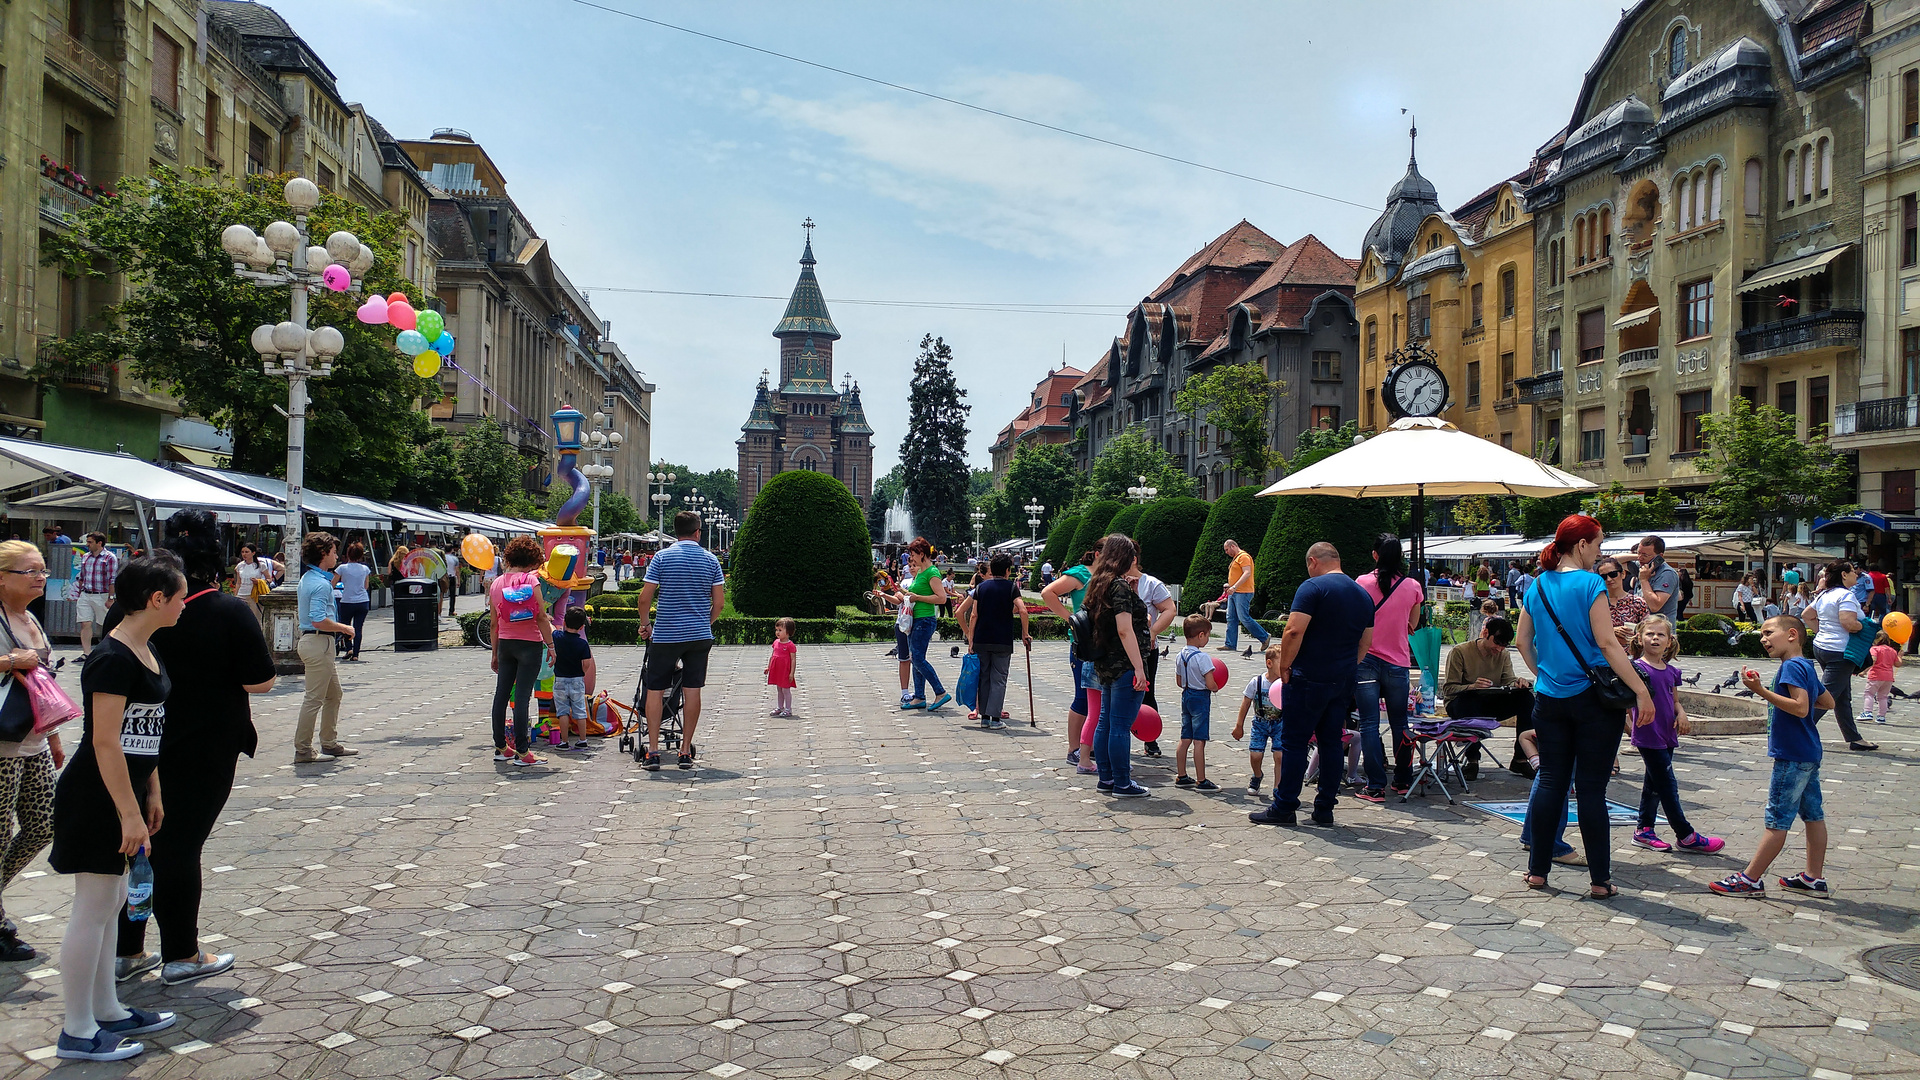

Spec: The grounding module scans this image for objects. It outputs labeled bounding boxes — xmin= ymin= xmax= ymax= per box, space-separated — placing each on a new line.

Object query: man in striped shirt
xmin=72 ymin=532 xmax=117 ymax=659
xmin=637 ymin=511 xmax=726 ymax=771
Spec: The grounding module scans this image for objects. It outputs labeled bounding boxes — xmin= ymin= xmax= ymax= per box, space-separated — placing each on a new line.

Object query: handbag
xmin=0 ymin=614 xmax=78 ymax=736
xmin=1537 ymin=587 xmax=1638 ymax=712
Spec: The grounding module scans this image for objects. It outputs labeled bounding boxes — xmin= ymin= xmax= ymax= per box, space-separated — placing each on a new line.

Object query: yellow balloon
xmin=1886 ymin=610 xmax=1912 ymax=646
xmin=460 ymin=533 xmax=495 ymax=571
xmin=412 ymin=351 xmax=442 ymax=378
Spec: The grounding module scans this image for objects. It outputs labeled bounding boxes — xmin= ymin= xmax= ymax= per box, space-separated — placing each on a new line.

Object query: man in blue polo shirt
xmin=294 ymin=531 xmax=358 ymax=764
xmin=637 ymin=511 xmax=727 ymax=771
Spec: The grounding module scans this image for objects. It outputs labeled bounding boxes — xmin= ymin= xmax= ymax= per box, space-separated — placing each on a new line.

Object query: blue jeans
xmin=1356 ymin=655 xmax=1411 ymax=790
xmin=1518 ymin=773 xmax=1574 ymax=856
xmin=1765 ymin=760 xmax=1824 ymax=830
xmin=1636 ymin=745 xmax=1692 ymax=835
xmin=1093 ymin=671 xmax=1144 ymax=789
xmin=1224 ymin=592 xmax=1269 ymax=650
xmin=1269 ymin=675 xmax=1347 ymax=817
xmin=908 ymin=616 xmax=943 ymax=699
xmin=1069 ymin=654 xmax=1089 ymax=717
xmin=1524 ymin=688 xmax=1624 ymax=883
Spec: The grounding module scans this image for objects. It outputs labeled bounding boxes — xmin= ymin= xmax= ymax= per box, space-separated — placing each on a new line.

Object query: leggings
xmin=1526 ymin=688 xmax=1625 ymax=886
xmin=118 ymin=752 xmax=238 ymax=962
xmin=62 ymin=872 xmax=131 ymax=1039
xmin=0 ymin=751 xmax=55 ymax=927
xmin=1635 ymin=745 xmax=1694 ymax=836
xmin=492 ymin=639 xmax=543 ymax=753
xmin=1864 ymin=680 xmax=1893 ymax=718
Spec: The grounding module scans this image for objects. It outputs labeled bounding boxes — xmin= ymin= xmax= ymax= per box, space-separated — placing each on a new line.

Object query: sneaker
xmin=98 ymin=1008 xmax=175 ymax=1036
xmin=929 ymin=693 xmax=953 ymax=711
xmin=1076 ymin=764 xmax=1098 ymax=775
xmin=1096 ymin=781 xmax=1114 ymax=792
xmin=986 ymin=718 xmax=1006 ymax=729
xmin=1390 ymin=784 xmax=1411 ymax=797
xmin=1632 ymin=828 xmax=1672 ymax=852
xmin=493 ymin=748 xmax=512 ymax=762
xmin=1067 ymin=749 xmax=1081 ymax=766
xmin=1111 ymin=784 xmax=1151 ymax=798
xmin=161 ymin=952 xmax=235 ymax=985
xmin=1875 ymin=714 xmax=1888 ymax=724
xmin=1709 ymin=871 xmax=1765 ymax=896
xmin=1677 ymin=832 xmax=1726 ymax=854
xmin=320 ymin=744 xmax=359 ymax=757
xmin=1779 ymin=872 xmax=1829 ymax=895
xmin=1309 ymin=811 xmax=1336 ymax=827
xmin=771 ymin=709 xmax=784 ymax=717
xmin=56 ymin=1030 xmax=141 ymax=1062
xmin=573 ymin=741 xmax=590 ymax=750
xmin=1175 ymin=775 xmax=1196 ymax=788
xmin=114 ymin=953 xmax=161 ymax=983
xmin=644 ymin=752 xmax=661 ymax=771
xmin=1247 ymin=775 xmax=1263 ymax=794
xmin=678 ymin=753 xmax=694 ymax=770
xmin=512 ymin=751 xmax=545 ymax=767
xmin=1248 ymin=808 xmax=1296 ymax=826
xmin=1552 ymin=850 xmax=1588 ymax=867
xmin=1143 ymin=740 xmax=1163 ymax=757
xmin=1195 ymin=779 xmax=1219 ymax=792
xmin=901 ymin=699 xmax=927 ymax=711
xmin=293 ymin=749 xmax=320 ymax=764
xmin=1355 ymin=787 xmax=1386 ymax=804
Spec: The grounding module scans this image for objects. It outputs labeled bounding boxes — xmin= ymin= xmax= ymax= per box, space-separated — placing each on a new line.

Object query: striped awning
xmin=1737 ymin=245 xmax=1851 ymax=294
xmin=1612 ymin=307 xmax=1658 ymax=330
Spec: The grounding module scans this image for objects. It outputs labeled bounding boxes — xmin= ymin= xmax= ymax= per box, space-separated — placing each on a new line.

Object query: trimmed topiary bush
xmin=1254 ymin=495 xmax=1394 ymax=613
xmin=1181 ymin=485 xmax=1278 ymax=613
xmin=1105 ymin=503 xmax=1147 ymax=539
xmin=1067 ymin=500 xmax=1125 ymax=565
xmin=1031 ymin=513 xmax=1081 ymax=589
xmin=729 ymin=470 xmax=872 ymax=618
xmin=1137 ymin=497 xmax=1210 ymax=584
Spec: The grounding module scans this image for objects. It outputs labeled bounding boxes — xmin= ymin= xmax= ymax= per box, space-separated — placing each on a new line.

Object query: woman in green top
xmin=893 ymin=537 xmax=951 ymax=710
xmin=1041 ymin=550 xmax=1097 ymax=767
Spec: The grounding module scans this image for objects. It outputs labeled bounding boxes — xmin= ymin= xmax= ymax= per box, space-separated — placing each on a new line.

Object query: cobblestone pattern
xmin=0 ymin=631 xmax=1916 ymax=1079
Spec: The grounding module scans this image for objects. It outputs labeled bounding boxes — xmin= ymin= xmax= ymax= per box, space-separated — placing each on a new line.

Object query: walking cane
xmin=1024 ymin=639 xmax=1035 ymax=726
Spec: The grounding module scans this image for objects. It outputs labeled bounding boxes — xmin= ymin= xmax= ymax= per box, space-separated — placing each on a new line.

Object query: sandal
xmin=1525 ymin=875 xmax=1550 ymax=890
xmin=1588 ymin=883 xmax=1618 ymax=900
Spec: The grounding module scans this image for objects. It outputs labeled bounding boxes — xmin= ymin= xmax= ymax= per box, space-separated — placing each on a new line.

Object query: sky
xmin=274 ymin=0 xmax=1624 ymax=475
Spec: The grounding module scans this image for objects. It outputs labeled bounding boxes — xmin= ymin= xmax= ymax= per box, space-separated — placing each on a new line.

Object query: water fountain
xmin=884 ymin=503 xmax=915 ymax=546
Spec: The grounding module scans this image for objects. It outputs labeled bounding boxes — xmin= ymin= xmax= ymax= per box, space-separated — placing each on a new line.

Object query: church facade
xmin=738 ymin=232 xmax=876 ymax=514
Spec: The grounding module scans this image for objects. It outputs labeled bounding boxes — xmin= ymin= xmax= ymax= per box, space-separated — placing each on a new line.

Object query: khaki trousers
xmin=294 ymin=633 xmax=342 ymax=751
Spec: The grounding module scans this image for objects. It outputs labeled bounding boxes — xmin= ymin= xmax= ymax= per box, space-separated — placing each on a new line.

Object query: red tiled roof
xmin=1230 ymin=234 xmax=1356 ymax=305
xmin=1148 ymin=220 xmax=1288 ymax=297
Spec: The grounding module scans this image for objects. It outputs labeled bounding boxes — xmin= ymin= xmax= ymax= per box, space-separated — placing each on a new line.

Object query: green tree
xmin=1137 ymin=496 xmax=1211 ymax=583
xmin=969 ymin=486 xmax=1011 ymax=549
xmin=390 ymin=428 xmax=466 ymax=509
xmin=1003 ymin=443 xmax=1083 ymax=534
xmin=1451 ymin=495 xmax=1507 ymax=536
xmin=1516 ymin=492 xmax=1584 ymax=538
xmin=1290 ymin=420 xmax=1361 ymax=471
xmin=1182 ymin=484 xmax=1278 ymax=612
xmin=543 ymin=484 xmax=643 ymax=536
xmin=1255 ymin=495 xmax=1393 ymax=613
xmin=1697 ymin=396 xmax=1856 ymax=579
xmin=39 ymin=166 xmax=438 ymax=494
xmin=730 ymin=470 xmax=871 ymax=617
xmin=456 ymin=418 xmax=537 ymax=515
xmin=874 ymin=463 xmax=907 ymax=506
xmin=1089 ymin=428 xmax=1195 ymax=501
xmin=969 ymin=468 xmax=996 ymax=499
xmin=1032 ymin=512 xmax=1081 ymax=589
xmin=1106 ymin=503 xmax=1148 ymax=538
xmin=1068 ymin=500 xmax=1125 ymax=565
xmin=1174 ymin=362 xmax=1282 ymax=477
xmin=898 ymin=335 xmax=972 ymax=549
xmin=1580 ymin=482 xmax=1679 ymax=534
xmin=866 ymin=489 xmax=892 ymax=544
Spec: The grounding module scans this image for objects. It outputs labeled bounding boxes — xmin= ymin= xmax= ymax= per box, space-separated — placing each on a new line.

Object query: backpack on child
xmin=497 ymin=570 xmax=542 ymax=624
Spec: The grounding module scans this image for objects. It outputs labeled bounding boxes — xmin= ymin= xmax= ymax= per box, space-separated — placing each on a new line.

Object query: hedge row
xmin=1678 ymin=629 xmax=1767 ymax=658
xmin=587 ymin=591 xmax=640 ymax=610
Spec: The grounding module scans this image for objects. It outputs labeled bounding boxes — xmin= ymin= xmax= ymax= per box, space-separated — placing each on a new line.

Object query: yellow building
xmin=1356 ymin=141 xmax=1537 ymax=455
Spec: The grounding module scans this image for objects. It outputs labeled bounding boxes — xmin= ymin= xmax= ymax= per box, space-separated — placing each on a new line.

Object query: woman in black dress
xmin=49 ymin=556 xmax=186 ymax=1062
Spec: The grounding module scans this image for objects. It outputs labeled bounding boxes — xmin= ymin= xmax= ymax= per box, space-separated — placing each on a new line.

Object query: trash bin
xmin=393 ymin=576 xmax=440 ymax=652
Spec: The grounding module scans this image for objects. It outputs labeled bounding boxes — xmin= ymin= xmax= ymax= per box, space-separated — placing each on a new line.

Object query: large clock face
xmin=1391 ymin=362 xmax=1447 ymax=417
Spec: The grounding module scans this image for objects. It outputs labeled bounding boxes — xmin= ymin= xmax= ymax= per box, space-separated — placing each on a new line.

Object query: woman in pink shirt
xmin=1355 ymin=534 xmax=1424 ymax=802
xmin=488 ymin=537 xmax=555 ymax=767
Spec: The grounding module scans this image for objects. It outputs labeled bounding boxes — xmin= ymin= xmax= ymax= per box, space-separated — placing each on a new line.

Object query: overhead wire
xmin=573 ymin=285 xmax=1128 ymax=317
xmin=562 ymin=0 xmax=1380 ymax=214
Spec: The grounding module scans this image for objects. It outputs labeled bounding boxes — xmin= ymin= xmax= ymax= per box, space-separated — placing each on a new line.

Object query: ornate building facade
xmin=738 ymin=233 xmax=876 ymax=514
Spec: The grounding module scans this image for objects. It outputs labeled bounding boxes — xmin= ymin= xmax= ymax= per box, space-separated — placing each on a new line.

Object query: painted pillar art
xmin=532 ymin=404 xmax=597 ymax=732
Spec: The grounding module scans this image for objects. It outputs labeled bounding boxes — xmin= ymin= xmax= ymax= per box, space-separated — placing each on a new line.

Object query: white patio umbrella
xmin=1256 ymin=416 xmax=1598 ymax=569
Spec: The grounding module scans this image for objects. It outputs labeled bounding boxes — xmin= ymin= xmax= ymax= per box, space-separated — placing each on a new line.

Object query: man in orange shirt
xmin=1220 ymin=540 xmax=1271 ymax=652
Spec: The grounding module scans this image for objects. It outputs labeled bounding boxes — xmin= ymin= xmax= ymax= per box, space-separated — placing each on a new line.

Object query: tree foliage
xmin=1106 ymin=503 xmax=1147 ymax=538
xmin=730 ymin=470 xmax=872 ymax=617
xmin=1182 ymin=485 xmax=1278 ymax=612
xmin=1579 ymin=482 xmax=1679 ymax=535
xmin=1696 ymin=396 xmax=1855 ymax=573
xmin=1516 ymin=492 xmax=1584 ymax=538
xmin=1068 ymin=500 xmax=1125 ymax=565
xmin=1174 ymin=362 xmax=1281 ymax=477
xmin=1031 ymin=511 xmax=1082 ymax=589
xmin=1451 ymin=495 xmax=1504 ymax=536
xmin=1256 ymin=495 xmax=1393 ymax=612
xmin=1290 ymin=420 xmax=1360 ymax=471
xmin=866 ymin=490 xmax=891 ymax=544
xmin=456 ymin=417 xmax=536 ymax=516
xmin=647 ymin=462 xmax=740 ymax=522
xmin=39 ymin=166 xmax=450 ymax=500
xmin=1136 ymin=496 xmax=1211 ymax=583
xmin=1089 ymin=427 xmax=1195 ymax=501
xmin=898 ymin=335 xmax=972 ymax=549
xmin=1003 ymin=442 xmax=1083 ymax=536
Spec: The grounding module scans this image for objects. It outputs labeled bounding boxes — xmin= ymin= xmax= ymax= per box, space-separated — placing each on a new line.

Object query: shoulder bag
xmin=1537 ymin=584 xmax=1639 ymax=713
xmin=0 ymin=613 xmax=79 ymax=736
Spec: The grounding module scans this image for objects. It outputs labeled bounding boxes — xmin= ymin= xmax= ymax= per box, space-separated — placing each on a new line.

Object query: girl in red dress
xmin=766 ymin=618 xmax=798 ymax=717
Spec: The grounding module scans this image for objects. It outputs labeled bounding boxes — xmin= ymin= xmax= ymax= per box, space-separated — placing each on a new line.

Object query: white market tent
xmin=178 ymin=465 xmax=392 ymax=531
xmin=0 ymin=436 xmax=281 ymax=546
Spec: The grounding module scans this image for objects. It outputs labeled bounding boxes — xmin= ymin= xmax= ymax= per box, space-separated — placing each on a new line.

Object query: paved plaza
xmin=2 ymin=627 xmax=1919 ymax=1079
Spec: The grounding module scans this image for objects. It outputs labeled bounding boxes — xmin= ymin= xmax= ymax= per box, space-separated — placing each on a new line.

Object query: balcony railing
xmin=37 ymin=173 xmax=95 ymax=227
xmin=1515 ymin=370 xmax=1564 ymax=403
xmin=1834 ymin=396 xmax=1918 ymax=437
xmin=1736 ymin=308 xmax=1864 ymax=361
xmin=1617 ymin=347 xmax=1660 ymax=374
xmin=38 ymin=339 xmax=110 ymax=392
xmin=43 ymin=17 xmax=122 ymax=109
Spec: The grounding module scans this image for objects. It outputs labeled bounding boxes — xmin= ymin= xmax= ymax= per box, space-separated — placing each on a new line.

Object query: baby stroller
xmin=618 ymin=639 xmax=685 ymax=761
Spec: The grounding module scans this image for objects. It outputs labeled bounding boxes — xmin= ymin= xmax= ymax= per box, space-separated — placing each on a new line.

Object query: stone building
xmin=1523 ymin=0 xmax=1869 ymax=519
xmin=1068 ymin=222 xmax=1359 ymax=498
xmin=987 ymin=365 xmax=1084 ymax=484
xmin=1357 ymin=133 xmax=1540 ymax=456
xmin=737 ymin=233 xmax=876 ymax=514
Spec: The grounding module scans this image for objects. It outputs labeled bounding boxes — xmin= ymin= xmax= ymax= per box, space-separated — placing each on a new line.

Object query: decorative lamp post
xmin=583 ymin=410 xmax=626 ymax=536
xmin=970 ymin=510 xmax=986 ymax=556
xmin=227 ymin=176 xmax=369 ymax=553
xmin=536 ymin=404 xmax=596 ymax=627
xmin=647 ymin=469 xmax=676 ymax=535
xmin=1126 ymin=475 xmax=1158 ymax=504
xmin=1024 ymin=502 xmax=1045 ymax=545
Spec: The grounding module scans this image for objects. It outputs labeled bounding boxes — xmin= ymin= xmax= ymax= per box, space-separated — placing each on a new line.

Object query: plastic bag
xmin=956 ymin=653 xmax=980 ymax=709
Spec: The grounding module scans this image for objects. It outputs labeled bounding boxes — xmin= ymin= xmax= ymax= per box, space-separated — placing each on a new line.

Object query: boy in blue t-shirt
xmin=551 ymin=609 xmax=597 ymax=751
xmin=1711 ymin=615 xmax=1835 ymax=896
xmin=1173 ymin=614 xmax=1221 ymax=792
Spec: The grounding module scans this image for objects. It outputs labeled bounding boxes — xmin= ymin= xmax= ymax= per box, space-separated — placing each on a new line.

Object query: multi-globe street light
xmin=970 ymin=510 xmax=986 ymax=557
xmin=222 ymin=176 xmax=374 ymax=547
xmin=1126 ymin=475 xmax=1159 ymax=503
xmin=581 ymin=410 xmax=626 ymax=536
xmin=647 ymin=469 xmax=677 ymax=535
xmin=1024 ymin=501 xmax=1045 ymax=545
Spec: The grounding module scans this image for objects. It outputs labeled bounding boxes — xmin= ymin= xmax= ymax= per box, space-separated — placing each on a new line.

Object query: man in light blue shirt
xmin=637 ymin=511 xmax=726 ymax=771
xmin=294 ymin=532 xmax=357 ymax=764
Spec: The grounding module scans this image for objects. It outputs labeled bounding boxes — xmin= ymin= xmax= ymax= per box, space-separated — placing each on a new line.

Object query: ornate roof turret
xmin=741 ymin=370 xmax=778 ymax=432
xmin=773 ymin=220 xmax=841 ymax=341
xmin=1361 ymin=120 xmax=1444 ymax=273
xmin=839 ymin=379 xmax=873 ymax=436
xmin=781 ymin=333 xmax=837 ymax=395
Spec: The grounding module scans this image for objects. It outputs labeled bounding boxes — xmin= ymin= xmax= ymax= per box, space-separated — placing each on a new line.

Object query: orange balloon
xmin=387 ymin=291 xmax=409 ymax=305
xmin=460 ymin=533 xmax=495 ymax=571
xmin=1886 ymin=610 xmax=1913 ymax=646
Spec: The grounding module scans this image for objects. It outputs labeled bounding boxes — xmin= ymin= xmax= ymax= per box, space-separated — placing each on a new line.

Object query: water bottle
xmin=126 ymin=847 xmax=154 ymax=922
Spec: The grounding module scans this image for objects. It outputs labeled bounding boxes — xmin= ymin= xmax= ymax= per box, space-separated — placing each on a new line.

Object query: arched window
xmin=1575 ymin=218 xmax=1587 ymax=264
xmin=1669 ymin=26 xmax=1688 ymax=79
xmin=1598 ymin=208 xmax=1611 ymax=257
xmin=1744 ymin=159 xmax=1762 ymax=215
xmin=1692 ymin=171 xmax=1706 ymax=228
xmin=1785 ymin=149 xmax=1798 ymax=206
xmin=1365 ymin=319 xmax=1377 ymax=363
xmin=1818 ymin=137 xmax=1831 ymax=197
xmin=1802 ymin=144 xmax=1815 ymax=203
xmin=1708 ymin=164 xmax=1722 ymax=221
xmin=1676 ymin=178 xmax=1692 ymax=230
xmin=1427 ymin=233 xmax=1440 ymax=253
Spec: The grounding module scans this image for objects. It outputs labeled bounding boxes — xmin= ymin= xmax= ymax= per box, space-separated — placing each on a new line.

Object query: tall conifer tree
xmin=898 ymin=335 xmax=972 ymax=550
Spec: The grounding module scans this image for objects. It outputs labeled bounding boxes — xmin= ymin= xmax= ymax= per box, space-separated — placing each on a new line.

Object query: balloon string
xmin=442 ymin=359 xmax=559 ymax=439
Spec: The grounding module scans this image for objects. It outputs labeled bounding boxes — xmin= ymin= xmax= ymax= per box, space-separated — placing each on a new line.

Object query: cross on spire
xmin=802 ymin=217 xmax=814 ymax=242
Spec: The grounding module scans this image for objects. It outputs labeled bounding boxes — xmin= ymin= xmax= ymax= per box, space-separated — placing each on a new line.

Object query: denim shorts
xmin=1179 ymin=688 xmax=1210 ymax=741
xmin=1246 ymin=715 xmax=1280 ymax=752
xmin=1765 ymin=759 xmax=1824 ymax=830
xmin=552 ymin=676 xmax=587 ymax=720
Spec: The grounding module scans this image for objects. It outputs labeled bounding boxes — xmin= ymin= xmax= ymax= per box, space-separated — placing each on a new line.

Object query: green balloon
xmin=415 ymin=310 xmax=444 ymax=341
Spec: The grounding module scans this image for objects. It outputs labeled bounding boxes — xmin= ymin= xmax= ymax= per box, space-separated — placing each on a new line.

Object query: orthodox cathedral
xmin=737 ymin=226 xmax=875 ymax=514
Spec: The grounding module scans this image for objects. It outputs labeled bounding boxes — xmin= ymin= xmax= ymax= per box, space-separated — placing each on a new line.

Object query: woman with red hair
xmin=1515 ymin=515 xmax=1653 ymax=898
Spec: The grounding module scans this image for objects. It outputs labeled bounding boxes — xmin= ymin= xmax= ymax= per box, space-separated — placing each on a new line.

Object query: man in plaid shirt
xmin=72 ymin=531 xmax=117 ymax=657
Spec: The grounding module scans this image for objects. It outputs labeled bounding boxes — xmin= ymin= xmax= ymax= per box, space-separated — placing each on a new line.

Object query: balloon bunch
xmin=357 ymin=290 xmax=455 ymax=378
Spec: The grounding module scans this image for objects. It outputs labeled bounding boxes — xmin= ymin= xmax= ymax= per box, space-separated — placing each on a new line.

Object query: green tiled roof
xmin=839 ymin=382 xmax=873 ymax=435
xmin=773 ymin=240 xmax=841 ymax=340
xmin=741 ymin=374 xmax=778 ymax=432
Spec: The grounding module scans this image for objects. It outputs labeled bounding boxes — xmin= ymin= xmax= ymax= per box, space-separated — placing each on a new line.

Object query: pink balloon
xmin=322 ymin=264 xmax=350 ymax=292
xmin=387 ymin=301 xmax=417 ymax=330
xmin=1268 ymin=680 xmax=1285 ymax=710
xmin=1132 ymin=704 xmax=1162 ymax=742
xmin=355 ymin=296 xmax=388 ymax=324
xmin=387 ymin=291 xmax=410 ymax=306
xmin=1211 ymin=658 xmax=1229 ymax=689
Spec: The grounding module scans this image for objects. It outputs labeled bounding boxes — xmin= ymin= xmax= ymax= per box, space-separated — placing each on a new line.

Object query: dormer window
xmin=1427 ymin=234 xmax=1440 ymax=253
xmin=1669 ymin=26 xmax=1688 ymax=79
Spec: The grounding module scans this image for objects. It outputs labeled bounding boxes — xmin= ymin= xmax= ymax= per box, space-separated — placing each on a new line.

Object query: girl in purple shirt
xmin=1629 ymin=615 xmax=1723 ymax=854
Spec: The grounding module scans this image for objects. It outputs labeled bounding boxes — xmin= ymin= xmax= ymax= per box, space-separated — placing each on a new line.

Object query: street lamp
xmin=583 ymin=410 xmax=626 ymax=536
xmin=227 ymin=176 xmax=371 ymax=547
xmin=970 ymin=510 xmax=986 ymax=557
xmin=647 ymin=469 xmax=677 ymax=535
xmin=1024 ymin=501 xmax=1045 ymax=545
xmin=1126 ymin=475 xmax=1158 ymax=503
xmin=687 ymin=492 xmax=708 ymax=545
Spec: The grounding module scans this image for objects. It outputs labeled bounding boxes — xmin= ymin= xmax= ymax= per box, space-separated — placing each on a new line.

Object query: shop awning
xmin=1612 ymin=307 xmax=1658 ymax=330
xmin=1737 ymin=245 xmax=1851 ymax=294
xmin=1690 ymin=538 xmax=1838 ymax=562
xmin=161 ymin=444 xmax=231 ymax=468
xmin=378 ymin=500 xmax=471 ymax=533
xmin=177 ymin=466 xmax=391 ymax=531
xmin=1812 ymin=511 xmax=1920 ymax=535
xmin=0 ymin=436 xmax=280 ymax=527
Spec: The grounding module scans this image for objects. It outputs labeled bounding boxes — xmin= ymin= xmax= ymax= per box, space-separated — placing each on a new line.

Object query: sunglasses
xmin=1600 ymin=570 xmax=1621 ymax=579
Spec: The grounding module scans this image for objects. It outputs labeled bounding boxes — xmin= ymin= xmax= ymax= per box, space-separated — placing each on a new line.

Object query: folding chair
xmin=1402 ymin=716 xmax=1500 ymax=804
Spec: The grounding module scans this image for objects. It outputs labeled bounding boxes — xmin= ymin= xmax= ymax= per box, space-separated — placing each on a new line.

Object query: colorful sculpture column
xmin=532 ymin=404 xmax=597 ymax=732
